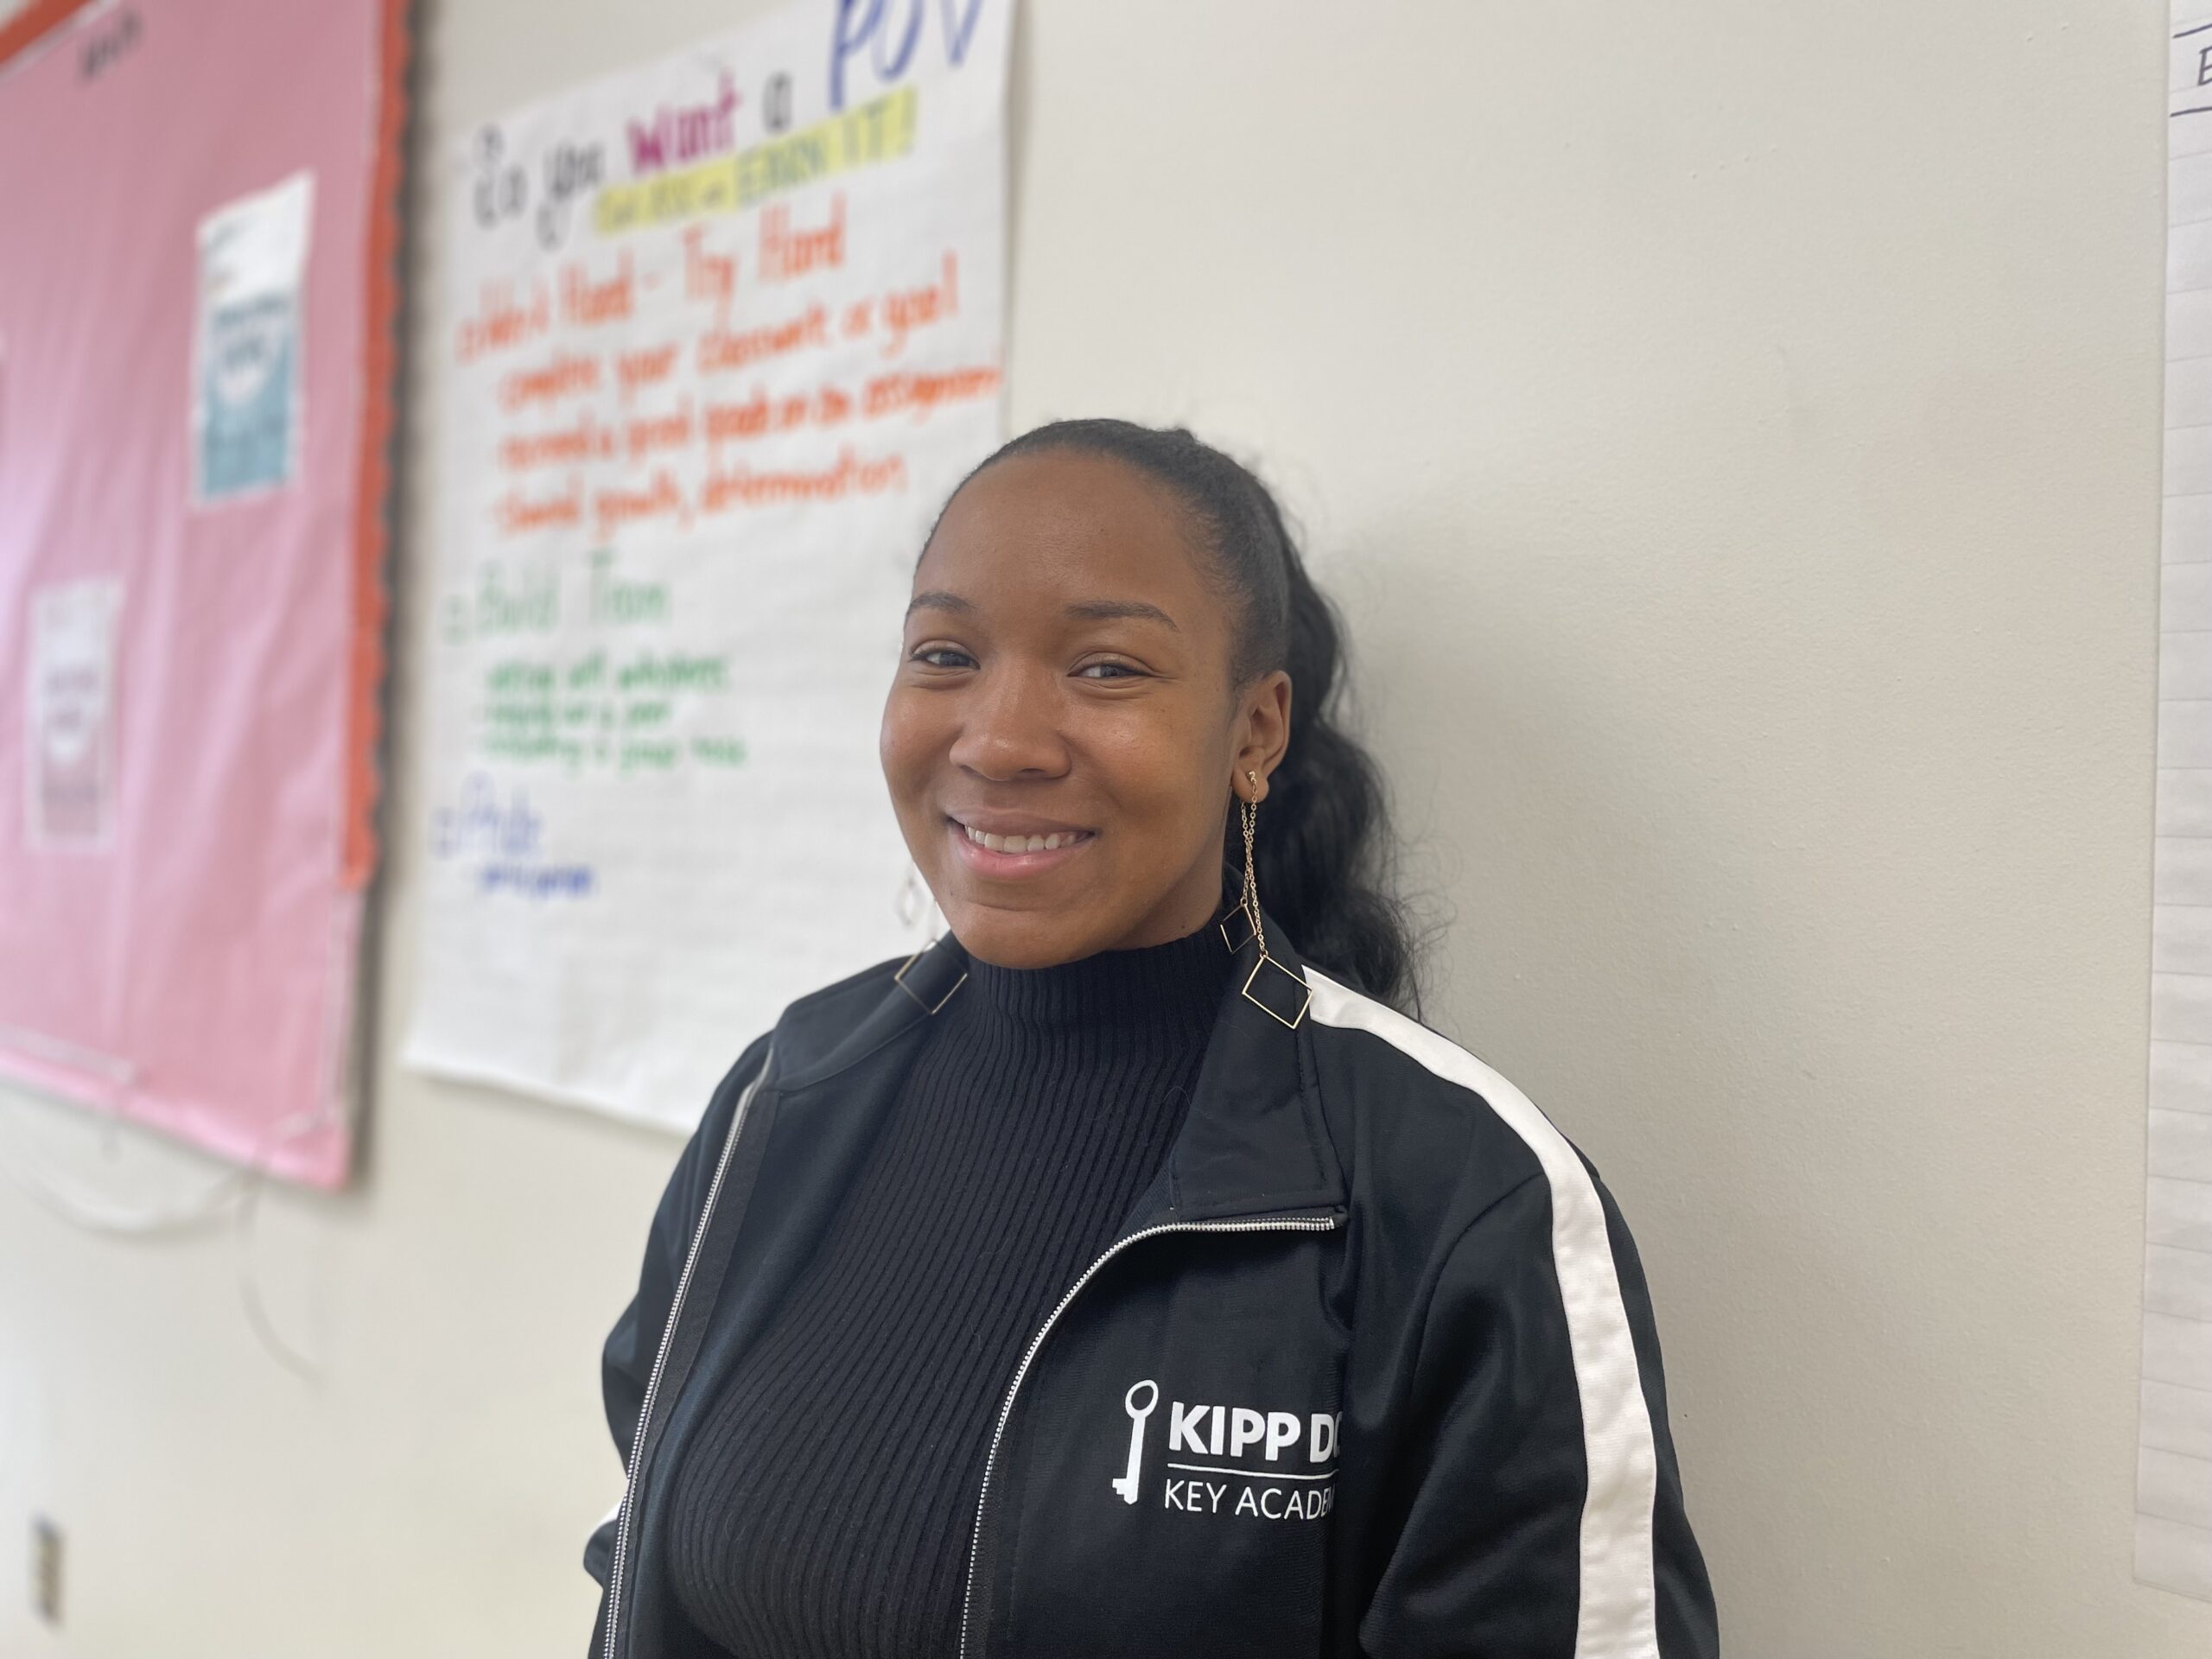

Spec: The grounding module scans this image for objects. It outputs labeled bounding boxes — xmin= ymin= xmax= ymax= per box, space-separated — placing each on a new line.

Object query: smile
xmin=961 ymin=825 xmax=1085 ymax=853
xmin=945 ymin=816 xmax=1096 ymax=877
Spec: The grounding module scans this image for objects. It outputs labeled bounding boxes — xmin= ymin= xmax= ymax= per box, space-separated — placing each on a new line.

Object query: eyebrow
xmin=902 ymin=592 xmax=1181 ymax=631
xmin=1065 ymin=598 xmax=1179 ymax=631
xmin=906 ymin=590 xmax=972 ymax=617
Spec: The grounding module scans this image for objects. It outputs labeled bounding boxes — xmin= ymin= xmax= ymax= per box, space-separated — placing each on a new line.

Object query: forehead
xmin=916 ymin=449 xmax=1225 ymax=626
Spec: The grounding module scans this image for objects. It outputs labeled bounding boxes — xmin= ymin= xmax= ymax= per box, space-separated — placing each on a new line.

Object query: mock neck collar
xmin=774 ymin=910 xmax=1347 ymax=1226
xmin=963 ymin=922 xmax=1230 ymax=1039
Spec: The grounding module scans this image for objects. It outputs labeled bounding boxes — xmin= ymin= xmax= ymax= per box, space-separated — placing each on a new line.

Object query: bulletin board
xmin=0 ymin=0 xmax=408 ymax=1188
xmin=402 ymin=0 xmax=1010 ymax=1132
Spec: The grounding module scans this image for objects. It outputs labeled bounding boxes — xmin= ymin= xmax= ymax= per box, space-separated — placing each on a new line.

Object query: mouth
xmin=944 ymin=813 xmax=1096 ymax=879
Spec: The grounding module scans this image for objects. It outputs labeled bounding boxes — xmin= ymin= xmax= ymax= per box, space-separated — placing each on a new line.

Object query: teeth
xmin=963 ymin=825 xmax=1081 ymax=854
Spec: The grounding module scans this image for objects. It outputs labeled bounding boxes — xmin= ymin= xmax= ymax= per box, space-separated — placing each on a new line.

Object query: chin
xmin=944 ymin=905 xmax=1101 ymax=971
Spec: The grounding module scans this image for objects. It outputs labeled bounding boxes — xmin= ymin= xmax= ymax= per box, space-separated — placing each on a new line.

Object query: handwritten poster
xmin=403 ymin=0 xmax=1011 ymax=1128
xmin=2142 ymin=0 xmax=2212 ymax=1602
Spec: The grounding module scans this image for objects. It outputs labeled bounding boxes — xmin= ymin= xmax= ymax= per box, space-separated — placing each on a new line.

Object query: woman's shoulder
xmin=726 ymin=945 xmax=957 ymax=1094
xmin=1300 ymin=965 xmax=1618 ymax=1257
xmin=779 ymin=950 xmax=916 ymax=1020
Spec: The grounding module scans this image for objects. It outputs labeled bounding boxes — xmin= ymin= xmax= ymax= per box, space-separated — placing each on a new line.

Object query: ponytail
xmin=968 ymin=419 xmax=1420 ymax=1009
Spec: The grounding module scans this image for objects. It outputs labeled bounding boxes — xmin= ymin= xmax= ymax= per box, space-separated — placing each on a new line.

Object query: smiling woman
xmin=587 ymin=420 xmax=1718 ymax=1659
xmin=884 ymin=420 xmax=1414 ymax=996
xmin=885 ymin=437 xmax=1299 ymax=974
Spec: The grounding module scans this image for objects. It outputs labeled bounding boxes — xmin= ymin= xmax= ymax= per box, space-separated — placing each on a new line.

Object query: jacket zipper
xmin=602 ymin=1050 xmax=773 ymax=1659
xmin=956 ymin=1211 xmax=1342 ymax=1659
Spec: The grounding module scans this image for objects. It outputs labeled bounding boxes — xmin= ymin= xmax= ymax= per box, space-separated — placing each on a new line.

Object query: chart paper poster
xmin=0 ymin=0 xmax=406 ymax=1188
xmin=2142 ymin=2 xmax=2212 ymax=1601
xmin=404 ymin=0 xmax=1011 ymax=1128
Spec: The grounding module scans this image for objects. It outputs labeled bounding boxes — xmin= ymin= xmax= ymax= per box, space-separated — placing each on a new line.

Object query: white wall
xmin=0 ymin=3 xmax=2190 ymax=1655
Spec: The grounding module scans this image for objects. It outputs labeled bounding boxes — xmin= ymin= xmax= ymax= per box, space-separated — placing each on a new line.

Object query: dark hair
xmin=952 ymin=418 xmax=1420 ymax=1008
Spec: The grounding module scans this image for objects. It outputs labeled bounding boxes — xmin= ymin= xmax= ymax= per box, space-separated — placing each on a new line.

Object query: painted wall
xmin=0 ymin=2 xmax=2190 ymax=1654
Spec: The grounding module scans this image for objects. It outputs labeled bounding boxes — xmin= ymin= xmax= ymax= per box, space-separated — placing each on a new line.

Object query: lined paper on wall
xmin=2142 ymin=2 xmax=2212 ymax=1603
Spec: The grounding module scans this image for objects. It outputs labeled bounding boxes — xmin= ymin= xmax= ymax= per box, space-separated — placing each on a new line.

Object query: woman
xmin=585 ymin=420 xmax=1719 ymax=1658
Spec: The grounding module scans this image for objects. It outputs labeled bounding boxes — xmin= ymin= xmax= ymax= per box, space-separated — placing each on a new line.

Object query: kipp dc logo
xmin=1110 ymin=1377 xmax=1341 ymax=1519
xmin=1113 ymin=1379 xmax=1159 ymax=1503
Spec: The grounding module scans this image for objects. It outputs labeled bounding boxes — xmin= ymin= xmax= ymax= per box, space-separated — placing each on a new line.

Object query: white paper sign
xmin=25 ymin=578 xmax=123 ymax=852
xmin=404 ymin=0 xmax=1010 ymax=1128
xmin=193 ymin=170 xmax=313 ymax=504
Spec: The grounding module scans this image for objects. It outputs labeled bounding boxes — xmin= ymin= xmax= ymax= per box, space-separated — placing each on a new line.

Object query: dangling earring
xmin=1221 ymin=767 xmax=1311 ymax=1029
xmin=896 ymin=863 xmax=929 ymax=929
xmin=893 ymin=866 xmax=963 ymax=1014
xmin=1220 ymin=770 xmax=1262 ymax=952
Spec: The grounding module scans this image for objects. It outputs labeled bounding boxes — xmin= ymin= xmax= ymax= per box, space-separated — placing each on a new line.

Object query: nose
xmin=947 ymin=664 xmax=1069 ymax=782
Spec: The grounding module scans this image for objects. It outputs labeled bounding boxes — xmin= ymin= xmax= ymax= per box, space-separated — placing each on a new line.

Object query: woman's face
xmin=881 ymin=449 xmax=1290 ymax=969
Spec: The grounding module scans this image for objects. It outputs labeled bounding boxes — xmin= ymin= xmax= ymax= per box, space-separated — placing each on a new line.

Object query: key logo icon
xmin=1113 ymin=1379 xmax=1159 ymax=1504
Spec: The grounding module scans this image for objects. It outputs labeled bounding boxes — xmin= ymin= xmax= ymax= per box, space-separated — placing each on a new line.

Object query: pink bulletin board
xmin=0 ymin=0 xmax=407 ymax=1187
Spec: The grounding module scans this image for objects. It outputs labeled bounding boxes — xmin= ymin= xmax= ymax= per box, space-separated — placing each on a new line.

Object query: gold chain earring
xmin=1221 ymin=771 xmax=1262 ymax=952
xmin=1238 ymin=777 xmax=1263 ymax=944
xmin=1220 ymin=767 xmax=1311 ymax=1028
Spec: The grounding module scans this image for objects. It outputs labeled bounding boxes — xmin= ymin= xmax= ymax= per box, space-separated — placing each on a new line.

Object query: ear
xmin=1232 ymin=670 xmax=1293 ymax=803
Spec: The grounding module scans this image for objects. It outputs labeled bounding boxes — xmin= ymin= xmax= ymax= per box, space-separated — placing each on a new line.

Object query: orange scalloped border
xmin=343 ymin=0 xmax=410 ymax=888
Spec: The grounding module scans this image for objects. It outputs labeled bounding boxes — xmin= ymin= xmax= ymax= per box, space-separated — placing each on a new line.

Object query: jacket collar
xmin=768 ymin=911 xmax=1347 ymax=1230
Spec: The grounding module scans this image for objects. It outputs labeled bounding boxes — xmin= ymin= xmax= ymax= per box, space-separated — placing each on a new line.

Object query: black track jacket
xmin=586 ymin=914 xmax=1719 ymax=1658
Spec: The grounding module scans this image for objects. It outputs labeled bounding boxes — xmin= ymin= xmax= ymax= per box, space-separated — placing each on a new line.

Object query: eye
xmin=1075 ymin=659 xmax=1147 ymax=681
xmin=911 ymin=645 xmax=976 ymax=671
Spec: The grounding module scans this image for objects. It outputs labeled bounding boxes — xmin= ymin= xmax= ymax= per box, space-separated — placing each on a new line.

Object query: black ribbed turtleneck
xmin=664 ymin=924 xmax=1232 ymax=1659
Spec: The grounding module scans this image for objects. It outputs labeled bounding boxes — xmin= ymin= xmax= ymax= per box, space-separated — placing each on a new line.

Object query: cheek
xmin=1090 ymin=712 xmax=1224 ymax=846
xmin=878 ymin=690 xmax=944 ymax=817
